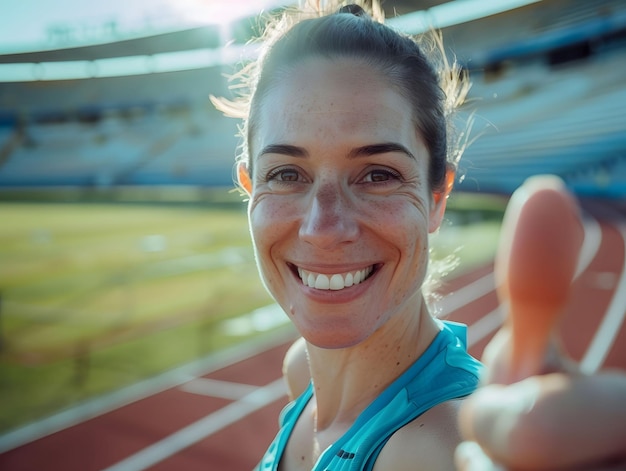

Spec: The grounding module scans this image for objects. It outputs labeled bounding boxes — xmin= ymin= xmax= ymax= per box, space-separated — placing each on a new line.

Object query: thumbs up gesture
xmin=484 ymin=175 xmax=583 ymax=385
xmin=455 ymin=176 xmax=626 ymax=470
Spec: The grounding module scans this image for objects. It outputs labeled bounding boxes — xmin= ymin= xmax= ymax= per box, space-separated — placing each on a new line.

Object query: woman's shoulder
xmin=282 ymin=337 xmax=310 ymax=401
xmin=373 ymin=398 xmax=466 ymax=471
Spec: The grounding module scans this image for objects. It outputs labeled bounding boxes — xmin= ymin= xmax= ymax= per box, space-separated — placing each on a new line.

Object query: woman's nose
xmin=298 ymin=182 xmax=359 ymax=249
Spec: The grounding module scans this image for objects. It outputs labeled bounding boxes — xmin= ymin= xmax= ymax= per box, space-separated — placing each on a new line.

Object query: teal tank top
xmin=257 ymin=320 xmax=483 ymax=470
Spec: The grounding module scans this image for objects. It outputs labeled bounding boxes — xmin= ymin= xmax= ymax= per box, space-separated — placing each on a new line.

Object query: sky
xmin=0 ymin=0 xmax=287 ymax=52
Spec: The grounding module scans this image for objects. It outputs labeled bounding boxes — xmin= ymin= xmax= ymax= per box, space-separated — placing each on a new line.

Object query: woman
xmin=214 ymin=1 xmax=626 ymax=470
xmin=214 ymin=2 xmax=482 ymax=469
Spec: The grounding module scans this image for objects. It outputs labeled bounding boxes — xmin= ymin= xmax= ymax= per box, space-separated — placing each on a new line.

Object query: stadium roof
xmin=0 ymin=26 xmax=222 ymax=64
xmin=1 ymin=0 xmax=445 ymax=58
xmin=0 ymin=0 xmax=543 ymax=82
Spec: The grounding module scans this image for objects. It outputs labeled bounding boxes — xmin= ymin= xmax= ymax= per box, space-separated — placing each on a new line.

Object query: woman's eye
xmin=266 ymin=167 xmax=302 ymax=182
xmin=363 ymin=168 xmax=401 ymax=183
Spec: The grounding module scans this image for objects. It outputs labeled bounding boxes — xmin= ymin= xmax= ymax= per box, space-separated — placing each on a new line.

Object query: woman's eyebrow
xmin=258 ymin=142 xmax=416 ymax=160
xmin=258 ymin=144 xmax=308 ymax=158
xmin=348 ymin=143 xmax=416 ymax=160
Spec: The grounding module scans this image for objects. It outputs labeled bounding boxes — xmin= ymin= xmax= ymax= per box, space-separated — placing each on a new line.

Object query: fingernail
xmin=523 ymin=174 xmax=566 ymax=191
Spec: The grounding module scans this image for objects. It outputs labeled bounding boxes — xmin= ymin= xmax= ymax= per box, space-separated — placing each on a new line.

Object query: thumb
xmin=487 ymin=175 xmax=584 ymax=384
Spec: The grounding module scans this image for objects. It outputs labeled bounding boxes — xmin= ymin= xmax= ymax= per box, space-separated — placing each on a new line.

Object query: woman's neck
xmin=305 ymin=300 xmax=440 ymax=432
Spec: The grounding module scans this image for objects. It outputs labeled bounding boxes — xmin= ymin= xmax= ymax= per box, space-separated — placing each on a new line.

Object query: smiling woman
xmin=249 ymin=56 xmax=444 ymax=350
xmin=210 ymin=2 xmax=482 ymax=470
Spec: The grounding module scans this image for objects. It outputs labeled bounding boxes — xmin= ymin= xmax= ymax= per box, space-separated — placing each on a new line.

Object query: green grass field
xmin=0 ymin=195 xmax=505 ymax=433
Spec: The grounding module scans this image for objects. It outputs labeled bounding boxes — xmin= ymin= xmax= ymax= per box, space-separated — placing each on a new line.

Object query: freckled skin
xmin=246 ymin=57 xmax=446 ymax=349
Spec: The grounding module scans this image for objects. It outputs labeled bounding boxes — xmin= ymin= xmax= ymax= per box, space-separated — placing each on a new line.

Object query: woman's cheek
xmin=248 ymin=197 xmax=297 ymax=289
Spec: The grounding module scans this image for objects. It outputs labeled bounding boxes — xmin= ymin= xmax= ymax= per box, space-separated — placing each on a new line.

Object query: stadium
xmin=1 ymin=0 xmax=625 ymax=196
xmin=1 ymin=0 xmax=625 ymax=469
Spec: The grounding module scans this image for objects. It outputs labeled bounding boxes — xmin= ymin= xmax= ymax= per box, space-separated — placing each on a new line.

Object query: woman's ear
xmin=429 ymin=169 xmax=455 ymax=233
xmin=237 ymin=162 xmax=252 ymax=195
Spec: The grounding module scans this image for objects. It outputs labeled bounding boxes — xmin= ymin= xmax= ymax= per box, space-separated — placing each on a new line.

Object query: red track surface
xmin=1 ymin=199 xmax=624 ymax=471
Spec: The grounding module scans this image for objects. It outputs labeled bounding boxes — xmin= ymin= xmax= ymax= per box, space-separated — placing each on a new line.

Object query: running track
xmin=1 ymin=198 xmax=625 ymax=471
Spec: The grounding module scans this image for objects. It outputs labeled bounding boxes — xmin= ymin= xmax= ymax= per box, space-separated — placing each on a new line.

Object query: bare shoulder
xmin=372 ymin=399 xmax=465 ymax=471
xmin=282 ymin=337 xmax=310 ymax=401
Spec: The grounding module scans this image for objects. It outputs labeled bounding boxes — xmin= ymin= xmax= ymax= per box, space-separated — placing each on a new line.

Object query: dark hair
xmin=213 ymin=1 xmax=470 ymax=193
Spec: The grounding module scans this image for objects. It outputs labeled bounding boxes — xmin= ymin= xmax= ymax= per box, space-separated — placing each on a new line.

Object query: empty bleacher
xmin=0 ymin=107 xmax=239 ymax=188
xmin=456 ymin=44 xmax=626 ymax=196
xmin=0 ymin=0 xmax=624 ymax=198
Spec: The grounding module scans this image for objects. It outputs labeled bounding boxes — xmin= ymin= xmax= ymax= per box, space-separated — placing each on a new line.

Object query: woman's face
xmin=245 ymin=58 xmax=447 ymax=348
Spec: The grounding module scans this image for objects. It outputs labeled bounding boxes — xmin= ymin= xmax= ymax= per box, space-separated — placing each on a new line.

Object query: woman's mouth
xmin=295 ymin=265 xmax=376 ymax=291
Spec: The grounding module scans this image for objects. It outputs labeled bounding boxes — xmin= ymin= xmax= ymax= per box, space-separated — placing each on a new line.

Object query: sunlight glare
xmin=163 ymin=0 xmax=287 ymax=27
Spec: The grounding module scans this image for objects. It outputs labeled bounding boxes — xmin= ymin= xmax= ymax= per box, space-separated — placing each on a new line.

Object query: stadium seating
xmin=458 ymin=47 xmax=626 ymax=195
xmin=0 ymin=0 xmax=624 ymax=197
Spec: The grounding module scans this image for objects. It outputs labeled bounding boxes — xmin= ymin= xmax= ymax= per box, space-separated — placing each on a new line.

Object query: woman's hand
xmin=455 ymin=176 xmax=626 ymax=470
xmin=456 ymin=372 xmax=626 ymax=470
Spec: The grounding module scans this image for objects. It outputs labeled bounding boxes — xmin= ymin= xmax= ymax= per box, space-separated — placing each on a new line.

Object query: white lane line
xmin=435 ymin=272 xmax=495 ymax=316
xmin=467 ymin=305 xmax=506 ymax=347
xmin=179 ymin=378 xmax=260 ymax=400
xmin=575 ymin=214 xmax=602 ymax=280
xmin=101 ymin=378 xmax=287 ymax=471
xmin=0 ymin=323 xmax=295 ymax=454
xmin=581 ymin=218 xmax=626 ymax=374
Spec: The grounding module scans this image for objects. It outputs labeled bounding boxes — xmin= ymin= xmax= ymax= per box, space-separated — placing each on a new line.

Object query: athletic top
xmin=257 ymin=320 xmax=483 ymax=471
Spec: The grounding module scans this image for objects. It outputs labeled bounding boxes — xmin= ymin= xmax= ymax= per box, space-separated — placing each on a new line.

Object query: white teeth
xmin=314 ymin=274 xmax=330 ymax=290
xmin=298 ymin=266 xmax=373 ymax=290
xmin=344 ymin=273 xmax=354 ymax=287
xmin=329 ymin=274 xmax=344 ymax=290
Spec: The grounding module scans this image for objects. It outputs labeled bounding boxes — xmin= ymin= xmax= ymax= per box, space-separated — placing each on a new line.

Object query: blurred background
xmin=0 ymin=0 xmax=625 ymax=469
